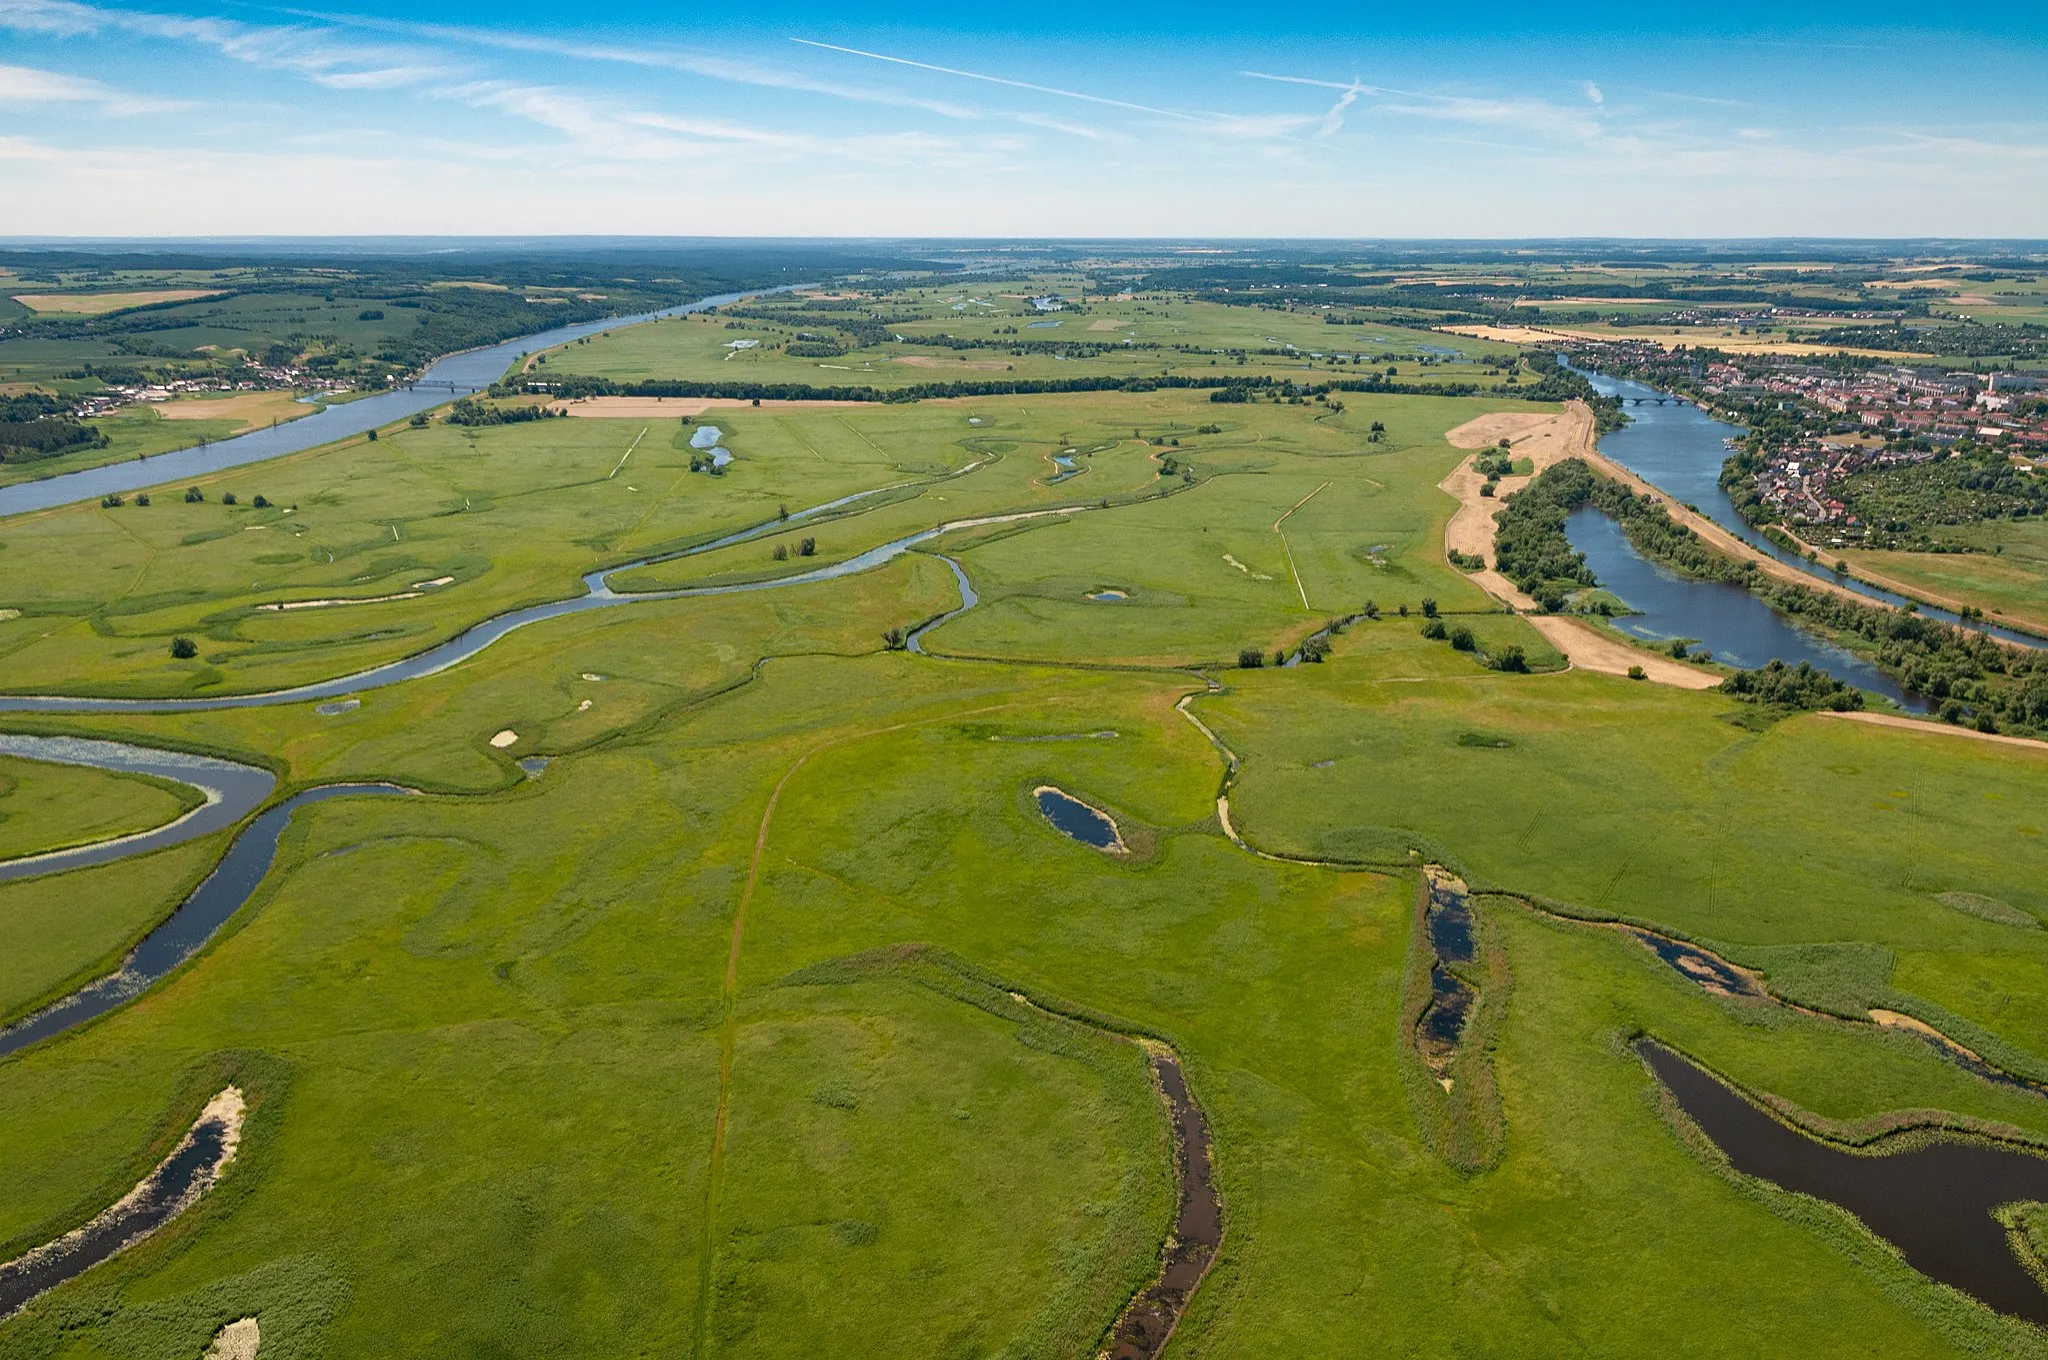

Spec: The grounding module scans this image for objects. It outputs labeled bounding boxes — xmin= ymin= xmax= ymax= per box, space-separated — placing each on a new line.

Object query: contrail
xmin=792 ymin=38 xmax=1205 ymax=122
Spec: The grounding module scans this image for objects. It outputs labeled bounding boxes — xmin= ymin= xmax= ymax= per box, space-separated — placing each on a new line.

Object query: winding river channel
xmin=0 ymin=471 xmax=1078 ymax=715
xmin=0 ymin=284 xmax=809 ymax=519
xmin=0 ymin=473 xmax=1077 ymax=1051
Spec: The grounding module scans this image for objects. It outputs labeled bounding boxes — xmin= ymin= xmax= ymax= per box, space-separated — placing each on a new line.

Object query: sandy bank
xmin=1524 ymin=616 xmax=1722 ymax=689
xmin=1439 ymin=403 xmax=1718 ymax=690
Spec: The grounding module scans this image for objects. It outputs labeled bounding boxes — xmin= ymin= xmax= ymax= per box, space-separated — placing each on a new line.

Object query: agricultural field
xmin=7 ymin=263 xmax=2048 ymax=1360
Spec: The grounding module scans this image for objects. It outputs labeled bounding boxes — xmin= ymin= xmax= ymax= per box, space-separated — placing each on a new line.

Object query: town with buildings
xmin=1574 ymin=339 xmax=2048 ymax=540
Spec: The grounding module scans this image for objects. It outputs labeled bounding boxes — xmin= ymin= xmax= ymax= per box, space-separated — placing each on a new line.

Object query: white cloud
xmin=0 ymin=60 xmax=188 ymax=112
xmin=1583 ymin=81 xmax=1604 ymax=106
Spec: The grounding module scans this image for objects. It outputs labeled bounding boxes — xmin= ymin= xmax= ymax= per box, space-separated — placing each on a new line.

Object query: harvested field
xmin=11 ymin=289 xmax=223 ymax=315
xmin=894 ymin=356 xmax=1012 ymax=371
xmin=147 ymin=391 xmax=318 ymax=434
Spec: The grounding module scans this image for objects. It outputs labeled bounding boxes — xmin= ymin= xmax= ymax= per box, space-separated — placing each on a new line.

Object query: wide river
xmin=0 ymin=284 xmax=805 ymax=519
xmin=1576 ymin=367 xmax=2041 ymax=649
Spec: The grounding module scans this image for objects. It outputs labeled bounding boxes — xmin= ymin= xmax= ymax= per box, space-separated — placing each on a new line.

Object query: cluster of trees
xmin=1500 ymin=458 xmax=2048 ymax=732
xmin=444 ymin=398 xmax=563 ymax=427
xmin=1496 ymin=458 xmax=1746 ymax=609
xmin=1831 ymin=450 xmax=2048 ymax=546
xmin=1811 ymin=321 xmax=2048 ymax=360
xmin=0 ymin=393 xmax=105 ymax=463
xmin=1718 ymin=660 xmax=1865 ymax=711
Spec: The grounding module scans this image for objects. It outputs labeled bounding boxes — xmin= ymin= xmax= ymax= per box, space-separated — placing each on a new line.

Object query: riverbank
xmin=1442 ymin=404 xmax=1721 ymax=689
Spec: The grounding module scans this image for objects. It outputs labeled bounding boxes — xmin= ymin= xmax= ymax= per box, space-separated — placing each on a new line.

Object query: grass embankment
xmin=1840 ymin=519 xmax=2048 ymax=639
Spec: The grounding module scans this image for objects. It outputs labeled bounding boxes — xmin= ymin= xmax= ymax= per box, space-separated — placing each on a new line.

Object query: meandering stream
xmin=0 ymin=470 xmax=1061 ymax=716
xmin=0 ymin=783 xmax=410 ymax=1058
xmin=0 ymin=736 xmax=273 ymax=881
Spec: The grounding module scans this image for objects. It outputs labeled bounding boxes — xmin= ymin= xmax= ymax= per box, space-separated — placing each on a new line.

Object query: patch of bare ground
xmin=203 ymin=1317 xmax=261 ymax=1359
xmin=894 ymin=355 xmax=1012 ymax=371
xmin=1524 ymin=616 xmax=1722 ymax=689
xmin=546 ymin=397 xmax=874 ymax=418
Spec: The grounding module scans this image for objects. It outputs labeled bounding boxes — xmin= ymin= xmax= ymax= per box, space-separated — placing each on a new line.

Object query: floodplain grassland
xmin=1840 ymin=519 xmax=2048 ymax=637
xmin=0 ymin=404 xmax=253 ymax=492
xmin=0 ymin=753 xmax=201 ymax=861
xmin=0 ymin=410 xmax=966 ymax=697
xmin=0 ymin=836 xmax=226 ymax=1026
xmin=535 ymin=288 xmax=1520 ymax=391
xmin=13 ymin=363 xmax=2048 ymax=1358
xmin=1205 ymin=631 xmax=2048 ymax=1061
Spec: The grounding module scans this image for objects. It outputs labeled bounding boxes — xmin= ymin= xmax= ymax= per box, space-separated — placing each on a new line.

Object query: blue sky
xmin=2 ymin=0 xmax=2044 ymax=237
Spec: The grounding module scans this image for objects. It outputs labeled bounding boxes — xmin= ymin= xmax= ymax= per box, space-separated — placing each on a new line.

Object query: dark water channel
xmin=0 ymin=783 xmax=408 ymax=1058
xmin=1104 ymin=1051 xmax=1222 ymax=1360
xmin=1575 ymin=365 xmax=2040 ymax=650
xmin=0 ymin=285 xmax=811 ymax=518
xmin=1417 ymin=877 xmax=1478 ymax=1076
xmin=904 ymin=555 xmax=977 ymax=655
xmin=1565 ymin=506 xmax=1923 ymax=709
xmin=1629 ymin=930 xmax=1762 ymax=998
xmin=1639 ymin=1040 xmax=2048 ymax=1325
xmin=1034 ymin=786 xmax=1121 ymax=851
xmin=0 ymin=1104 xmax=235 ymax=1318
xmin=0 ymin=736 xmax=274 ymax=881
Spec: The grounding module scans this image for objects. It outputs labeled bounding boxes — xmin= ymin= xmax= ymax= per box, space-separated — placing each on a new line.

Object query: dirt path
xmin=1816 ymin=710 xmax=2048 ymax=753
xmin=1523 ymin=616 xmax=1721 ymax=689
xmin=1780 ymin=530 xmax=2048 ymax=638
xmin=1559 ymin=415 xmax=1884 ymax=611
xmin=1441 ymin=405 xmax=1596 ymax=611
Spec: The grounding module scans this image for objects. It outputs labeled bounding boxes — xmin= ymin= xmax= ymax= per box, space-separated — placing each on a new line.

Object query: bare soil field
xmin=546 ymin=397 xmax=877 ymax=418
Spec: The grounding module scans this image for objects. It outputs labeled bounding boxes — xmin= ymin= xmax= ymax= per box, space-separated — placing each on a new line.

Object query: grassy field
xmin=534 ymin=289 xmax=1522 ymax=391
xmin=9 ymin=370 xmax=2048 ymax=1357
xmin=1841 ymin=520 xmax=2048 ymax=636
xmin=0 ymin=409 xmax=969 ymax=697
xmin=0 ymin=754 xmax=201 ymax=862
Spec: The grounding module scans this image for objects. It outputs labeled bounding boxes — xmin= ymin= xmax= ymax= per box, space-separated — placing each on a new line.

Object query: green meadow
xmin=7 ymin=317 xmax=2048 ymax=1358
xmin=1843 ymin=519 xmax=2048 ymax=638
xmin=537 ymin=289 xmax=1521 ymax=391
xmin=0 ymin=754 xmax=201 ymax=862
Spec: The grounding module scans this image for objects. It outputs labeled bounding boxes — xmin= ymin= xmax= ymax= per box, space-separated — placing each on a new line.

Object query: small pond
xmin=689 ymin=425 xmax=723 ymax=449
xmin=1034 ymin=785 xmax=1123 ymax=852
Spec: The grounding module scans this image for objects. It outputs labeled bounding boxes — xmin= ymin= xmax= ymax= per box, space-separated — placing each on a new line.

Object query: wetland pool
xmin=1034 ymin=786 xmax=1123 ymax=852
xmin=1640 ymin=1039 xmax=2048 ymax=1325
